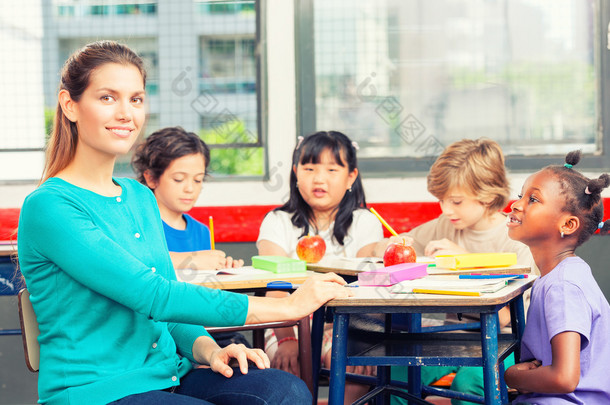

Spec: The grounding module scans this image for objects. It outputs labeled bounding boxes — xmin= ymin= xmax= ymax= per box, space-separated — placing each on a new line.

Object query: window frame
xmin=0 ymin=0 xmax=268 ymax=181
xmin=296 ymin=0 xmax=610 ymax=175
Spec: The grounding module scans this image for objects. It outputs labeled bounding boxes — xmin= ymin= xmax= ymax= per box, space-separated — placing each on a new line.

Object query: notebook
xmin=251 ymin=256 xmax=307 ymax=273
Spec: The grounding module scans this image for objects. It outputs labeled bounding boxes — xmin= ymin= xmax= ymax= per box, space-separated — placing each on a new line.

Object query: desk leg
xmin=297 ymin=315 xmax=314 ymax=396
xmin=329 ymin=313 xmax=349 ymax=405
xmin=407 ymin=313 xmax=422 ymax=402
xmin=376 ymin=365 xmax=390 ymax=405
xmin=511 ymin=295 xmax=526 ymax=363
xmin=480 ymin=312 xmax=501 ymax=405
xmin=499 ymin=358 xmax=508 ymax=404
xmin=311 ymin=307 xmax=325 ymax=404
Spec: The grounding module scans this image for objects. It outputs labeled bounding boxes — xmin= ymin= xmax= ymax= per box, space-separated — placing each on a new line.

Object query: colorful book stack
xmin=251 ymin=256 xmax=307 ymax=273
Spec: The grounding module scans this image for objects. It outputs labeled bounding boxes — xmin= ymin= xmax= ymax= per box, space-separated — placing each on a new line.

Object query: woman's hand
xmin=270 ymin=340 xmax=300 ymax=377
xmin=286 ymin=273 xmax=354 ymax=320
xmin=245 ymin=273 xmax=353 ymax=324
xmin=372 ymin=234 xmax=414 ymax=257
xmin=424 ymin=238 xmax=468 ymax=257
xmin=209 ymin=343 xmax=270 ymax=378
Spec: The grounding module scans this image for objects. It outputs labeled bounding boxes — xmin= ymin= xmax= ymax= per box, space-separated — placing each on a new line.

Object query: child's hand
xmin=271 ymin=340 xmax=300 ymax=377
xmin=372 ymin=234 xmax=413 ymax=257
xmin=424 ymin=238 xmax=469 ymax=257
xmin=225 ymin=256 xmax=244 ymax=268
xmin=514 ymin=360 xmax=542 ymax=371
xmin=209 ymin=344 xmax=270 ymax=378
xmin=504 ymin=360 xmax=541 ymax=393
xmin=180 ymin=250 xmax=227 ymax=270
xmin=191 ymin=250 xmax=243 ymax=270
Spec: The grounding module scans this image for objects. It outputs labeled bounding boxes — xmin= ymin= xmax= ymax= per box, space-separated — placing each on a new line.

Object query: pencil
xmin=209 ymin=216 xmax=215 ymax=250
xmin=411 ymin=288 xmax=481 ymax=297
xmin=369 ymin=207 xmax=399 ymax=237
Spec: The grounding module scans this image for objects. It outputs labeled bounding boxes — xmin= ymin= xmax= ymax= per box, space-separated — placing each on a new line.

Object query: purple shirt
xmin=516 ymin=257 xmax=610 ymax=404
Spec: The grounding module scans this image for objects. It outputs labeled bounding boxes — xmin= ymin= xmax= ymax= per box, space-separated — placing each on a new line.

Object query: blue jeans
xmin=108 ymin=367 xmax=311 ymax=405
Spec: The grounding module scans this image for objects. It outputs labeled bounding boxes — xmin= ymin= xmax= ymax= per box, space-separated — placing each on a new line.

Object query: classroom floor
xmin=316 ymin=396 xmax=452 ymax=404
xmin=316 ymin=385 xmax=453 ymax=404
xmin=318 ymin=397 xmax=451 ymax=405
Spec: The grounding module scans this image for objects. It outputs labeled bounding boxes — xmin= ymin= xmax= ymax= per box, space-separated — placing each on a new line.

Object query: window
xmin=297 ymin=0 xmax=610 ymax=173
xmin=0 ymin=0 xmax=263 ymax=179
xmin=196 ymin=2 xmax=262 ymax=176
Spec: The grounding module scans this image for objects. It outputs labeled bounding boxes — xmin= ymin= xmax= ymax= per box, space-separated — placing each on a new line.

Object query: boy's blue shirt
xmin=17 ymin=177 xmax=248 ymax=405
xmin=163 ymin=213 xmax=211 ymax=252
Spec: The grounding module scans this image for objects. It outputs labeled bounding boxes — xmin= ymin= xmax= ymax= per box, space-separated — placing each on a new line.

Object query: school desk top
xmin=326 ymin=276 xmax=535 ymax=307
xmin=180 ymin=268 xmax=312 ymax=290
xmin=307 ymin=256 xmax=532 ymax=277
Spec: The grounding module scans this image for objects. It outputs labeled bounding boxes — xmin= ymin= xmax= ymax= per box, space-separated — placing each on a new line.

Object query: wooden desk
xmin=324 ymin=278 xmax=534 ymax=405
xmin=180 ymin=269 xmax=312 ymax=290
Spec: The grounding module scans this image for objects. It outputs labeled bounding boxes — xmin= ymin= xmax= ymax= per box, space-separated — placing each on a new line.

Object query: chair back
xmin=18 ymin=288 xmax=40 ymax=372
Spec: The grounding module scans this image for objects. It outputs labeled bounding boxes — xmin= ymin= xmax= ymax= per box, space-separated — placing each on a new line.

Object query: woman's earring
xmin=560 ymin=231 xmax=564 ymax=238
xmin=296 ymin=182 xmax=299 ymax=189
xmin=348 ymin=186 xmax=352 ymax=193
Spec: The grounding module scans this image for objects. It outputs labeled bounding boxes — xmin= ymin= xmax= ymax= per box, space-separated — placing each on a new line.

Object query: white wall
xmin=0 ymin=0 xmax=45 ymax=183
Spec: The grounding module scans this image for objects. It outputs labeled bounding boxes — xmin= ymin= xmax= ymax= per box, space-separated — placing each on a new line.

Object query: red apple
xmin=296 ymin=235 xmax=326 ymax=263
xmin=383 ymin=243 xmax=416 ymax=267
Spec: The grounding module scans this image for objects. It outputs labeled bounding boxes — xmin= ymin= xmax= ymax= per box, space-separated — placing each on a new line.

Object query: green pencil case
xmin=251 ymin=256 xmax=307 ymax=273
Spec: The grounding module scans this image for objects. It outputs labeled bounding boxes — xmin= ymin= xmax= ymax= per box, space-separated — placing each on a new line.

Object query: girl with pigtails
xmin=257 ymin=131 xmax=383 ymax=403
xmin=504 ymin=150 xmax=610 ymax=403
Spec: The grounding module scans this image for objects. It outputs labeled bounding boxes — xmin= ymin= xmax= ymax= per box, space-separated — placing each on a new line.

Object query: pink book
xmin=358 ymin=262 xmax=428 ymax=286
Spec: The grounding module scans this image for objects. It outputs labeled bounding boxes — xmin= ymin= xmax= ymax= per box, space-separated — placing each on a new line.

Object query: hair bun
xmin=565 ymin=150 xmax=582 ymax=167
xmin=585 ymin=174 xmax=610 ymax=196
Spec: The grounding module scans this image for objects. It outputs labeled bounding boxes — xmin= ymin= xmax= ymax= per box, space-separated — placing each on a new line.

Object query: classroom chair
xmin=0 ymin=255 xmax=23 ymax=337
xmin=17 ymin=289 xmax=39 ymax=372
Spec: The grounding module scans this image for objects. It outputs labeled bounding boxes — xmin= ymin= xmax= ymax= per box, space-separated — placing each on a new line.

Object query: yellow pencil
xmin=411 ymin=288 xmax=481 ymax=297
xmin=209 ymin=216 xmax=215 ymax=250
xmin=369 ymin=207 xmax=399 ymax=237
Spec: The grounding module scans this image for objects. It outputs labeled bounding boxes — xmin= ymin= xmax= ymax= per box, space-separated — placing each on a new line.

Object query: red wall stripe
xmin=2 ymin=199 xmax=610 ymax=243
xmin=0 ymin=208 xmax=20 ymax=242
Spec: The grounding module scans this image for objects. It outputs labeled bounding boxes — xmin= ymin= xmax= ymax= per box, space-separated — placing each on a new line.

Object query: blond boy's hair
xmin=427 ymin=138 xmax=509 ymax=213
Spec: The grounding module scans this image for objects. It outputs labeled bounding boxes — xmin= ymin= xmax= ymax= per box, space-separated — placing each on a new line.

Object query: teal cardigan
xmin=17 ymin=177 xmax=248 ymax=405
